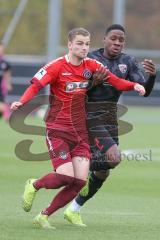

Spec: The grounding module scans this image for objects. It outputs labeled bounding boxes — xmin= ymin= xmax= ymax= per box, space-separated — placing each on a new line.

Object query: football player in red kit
xmin=11 ymin=28 xmax=145 ymax=229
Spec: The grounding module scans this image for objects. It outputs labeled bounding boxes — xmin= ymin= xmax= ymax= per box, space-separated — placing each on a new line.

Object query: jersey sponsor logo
xmin=118 ymin=64 xmax=127 ymax=73
xmin=83 ymin=69 xmax=92 ymax=79
xmin=66 ymin=81 xmax=89 ymax=92
xmin=34 ymin=68 xmax=47 ymax=80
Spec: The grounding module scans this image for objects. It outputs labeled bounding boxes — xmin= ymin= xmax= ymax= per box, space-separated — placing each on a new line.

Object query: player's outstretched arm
xmin=105 ymin=70 xmax=146 ymax=95
xmin=106 ymin=70 xmax=137 ymax=91
xmin=10 ymin=83 xmax=41 ymax=111
xmin=91 ymin=66 xmax=146 ymax=95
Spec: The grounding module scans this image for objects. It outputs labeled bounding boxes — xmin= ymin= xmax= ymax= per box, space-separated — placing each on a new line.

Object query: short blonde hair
xmin=68 ymin=28 xmax=90 ymax=41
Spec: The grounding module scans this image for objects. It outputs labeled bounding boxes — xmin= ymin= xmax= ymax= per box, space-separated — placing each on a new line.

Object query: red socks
xmin=33 ymin=172 xmax=74 ymax=190
xmin=33 ymin=172 xmax=86 ymax=216
xmin=42 ymin=178 xmax=86 ymax=216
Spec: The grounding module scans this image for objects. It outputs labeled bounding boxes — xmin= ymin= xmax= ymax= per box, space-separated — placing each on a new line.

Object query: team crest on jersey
xmin=59 ymin=151 xmax=68 ymax=160
xmin=83 ymin=69 xmax=92 ymax=79
xmin=118 ymin=64 xmax=127 ymax=73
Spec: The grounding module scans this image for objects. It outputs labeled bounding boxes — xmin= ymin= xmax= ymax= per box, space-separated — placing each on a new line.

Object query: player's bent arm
xmin=143 ymin=75 xmax=156 ymax=97
xmin=91 ymin=60 xmax=146 ymax=95
xmin=140 ymin=59 xmax=156 ymax=97
xmin=130 ymin=58 xmax=156 ymax=97
xmin=142 ymin=59 xmax=156 ymax=76
xmin=90 ymin=59 xmax=136 ymax=90
xmin=92 ymin=64 xmax=146 ymax=95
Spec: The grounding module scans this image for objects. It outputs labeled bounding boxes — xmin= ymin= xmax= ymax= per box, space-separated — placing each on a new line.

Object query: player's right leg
xmin=22 ymin=134 xmax=74 ymax=213
xmin=22 ymin=178 xmax=37 ymax=212
xmin=22 ymin=169 xmax=75 ymax=213
xmin=34 ymin=157 xmax=88 ymax=229
xmin=64 ymin=142 xmax=121 ymax=226
xmin=39 ymin=141 xmax=90 ymax=227
xmin=33 ymin=131 xmax=77 ymax=229
xmin=33 ymin=161 xmax=75 ymax=229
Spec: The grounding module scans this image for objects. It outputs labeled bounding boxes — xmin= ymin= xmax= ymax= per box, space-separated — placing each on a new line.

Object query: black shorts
xmin=89 ymin=124 xmax=118 ymax=150
xmin=86 ymin=102 xmax=119 ymax=159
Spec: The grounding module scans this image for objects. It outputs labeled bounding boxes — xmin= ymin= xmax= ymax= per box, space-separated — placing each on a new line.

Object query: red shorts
xmin=46 ymin=129 xmax=91 ymax=170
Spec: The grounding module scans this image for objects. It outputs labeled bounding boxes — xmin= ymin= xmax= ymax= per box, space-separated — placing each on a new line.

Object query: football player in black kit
xmin=0 ymin=43 xmax=12 ymax=119
xmin=64 ymin=24 xmax=156 ymax=226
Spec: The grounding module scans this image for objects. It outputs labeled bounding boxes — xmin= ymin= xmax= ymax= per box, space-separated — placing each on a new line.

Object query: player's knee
xmin=107 ymin=151 xmax=121 ymax=168
xmin=61 ymin=174 xmax=75 ymax=186
xmin=72 ymin=178 xmax=86 ymax=193
xmin=94 ymin=169 xmax=110 ymax=180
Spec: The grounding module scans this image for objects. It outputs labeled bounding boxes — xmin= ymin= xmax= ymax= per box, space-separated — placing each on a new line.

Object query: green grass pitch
xmin=0 ymin=106 xmax=160 ymax=240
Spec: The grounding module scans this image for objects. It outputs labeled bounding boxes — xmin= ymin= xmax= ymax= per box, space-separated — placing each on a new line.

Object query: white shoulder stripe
xmin=85 ymin=57 xmax=103 ymax=66
xmin=48 ymin=56 xmax=64 ymax=65
xmin=44 ymin=56 xmax=64 ymax=69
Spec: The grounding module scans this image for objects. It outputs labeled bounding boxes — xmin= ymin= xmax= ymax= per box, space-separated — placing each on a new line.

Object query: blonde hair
xmin=68 ymin=28 xmax=90 ymax=41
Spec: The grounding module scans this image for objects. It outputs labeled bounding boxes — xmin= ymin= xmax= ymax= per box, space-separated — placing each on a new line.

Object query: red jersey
xmin=20 ymin=54 xmax=136 ymax=140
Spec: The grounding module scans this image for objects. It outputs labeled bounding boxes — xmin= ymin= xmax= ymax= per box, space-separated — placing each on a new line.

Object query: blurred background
xmin=0 ymin=1 xmax=160 ymax=240
xmin=0 ymin=0 xmax=159 ymax=105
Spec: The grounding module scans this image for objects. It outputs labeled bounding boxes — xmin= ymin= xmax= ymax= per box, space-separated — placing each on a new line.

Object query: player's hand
xmin=134 ymin=84 xmax=146 ymax=96
xmin=10 ymin=101 xmax=23 ymax=110
xmin=141 ymin=59 xmax=156 ymax=76
xmin=92 ymin=66 xmax=108 ymax=86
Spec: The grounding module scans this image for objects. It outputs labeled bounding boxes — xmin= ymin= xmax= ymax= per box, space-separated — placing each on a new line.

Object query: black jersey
xmin=0 ymin=58 xmax=11 ymax=92
xmin=87 ymin=48 xmax=145 ymax=102
xmin=86 ymin=48 xmax=146 ymax=145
